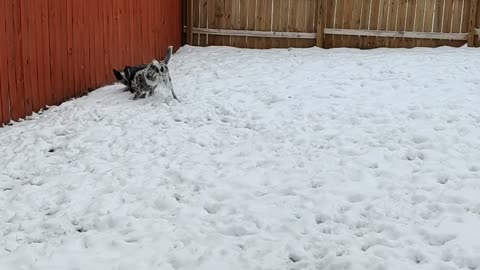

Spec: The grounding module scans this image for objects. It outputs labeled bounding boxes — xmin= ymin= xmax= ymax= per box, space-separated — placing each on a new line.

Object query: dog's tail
xmin=163 ymin=46 xmax=173 ymax=65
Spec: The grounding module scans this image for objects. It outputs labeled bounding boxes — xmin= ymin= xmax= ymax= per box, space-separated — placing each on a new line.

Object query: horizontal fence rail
xmin=0 ymin=0 xmax=183 ymax=125
xmin=186 ymin=0 xmax=480 ymax=49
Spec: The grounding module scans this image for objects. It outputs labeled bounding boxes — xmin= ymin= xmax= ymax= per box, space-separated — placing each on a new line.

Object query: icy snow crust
xmin=1 ymin=46 xmax=480 ymax=270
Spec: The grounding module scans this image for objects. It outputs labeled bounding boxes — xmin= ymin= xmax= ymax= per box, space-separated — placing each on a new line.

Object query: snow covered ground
xmin=1 ymin=45 xmax=480 ymax=270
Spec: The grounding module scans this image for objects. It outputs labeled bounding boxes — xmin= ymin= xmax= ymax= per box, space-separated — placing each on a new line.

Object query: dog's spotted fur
xmin=113 ymin=64 xmax=147 ymax=93
xmin=112 ymin=46 xmax=178 ymax=101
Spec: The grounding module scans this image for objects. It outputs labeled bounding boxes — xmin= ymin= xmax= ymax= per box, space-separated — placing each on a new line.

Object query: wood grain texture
xmin=0 ymin=0 xmax=10 ymax=124
xmin=188 ymin=0 xmax=472 ymax=48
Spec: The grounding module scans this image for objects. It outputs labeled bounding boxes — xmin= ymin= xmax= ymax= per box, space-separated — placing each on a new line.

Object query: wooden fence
xmin=186 ymin=0 xmax=480 ymax=49
xmin=0 ymin=0 xmax=183 ymax=125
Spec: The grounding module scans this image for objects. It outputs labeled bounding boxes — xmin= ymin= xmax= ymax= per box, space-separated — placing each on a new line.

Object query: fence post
xmin=316 ymin=0 xmax=325 ymax=48
xmin=186 ymin=0 xmax=193 ymax=45
xmin=468 ymin=0 xmax=478 ymax=47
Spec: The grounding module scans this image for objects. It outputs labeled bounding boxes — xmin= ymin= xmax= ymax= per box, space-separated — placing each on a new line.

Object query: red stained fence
xmin=0 ymin=0 xmax=183 ymax=125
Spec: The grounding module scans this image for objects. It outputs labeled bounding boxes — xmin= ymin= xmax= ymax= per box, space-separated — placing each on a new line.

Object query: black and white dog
xmin=113 ymin=46 xmax=178 ymax=101
xmin=113 ymin=64 xmax=147 ymax=93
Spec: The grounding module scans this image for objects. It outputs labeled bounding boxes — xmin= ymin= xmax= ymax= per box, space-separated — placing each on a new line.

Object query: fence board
xmin=260 ymin=0 xmax=273 ymax=48
xmin=59 ymin=0 xmax=68 ymax=101
xmin=443 ymin=0 xmax=454 ymax=33
xmin=246 ymin=0 xmax=256 ymax=48
xmin=0 ymin=0 xmax=10 ymax=124
xmin=231 ymin=0 xmax=245 ymax=47
xmin=451 ymin=0 xmax=463 ymax=33
xmin=394 ymin=0 xmax=407 ymax=47
xmin=365 ymin=0 xmax=380 ymax=48
xmin=477 ymin=0 xmax=480 ymax=46
xmin=324 ymin=0 xmax=335 ymax=47
xmin=200 ymin=0 xmax=209 ymax=46
xmin=404 ymin=0 xmax=417 ymax=47
xmin=104 ymin=0 xmax=112 ymax=86
xmin=293 ymin=0 xmax=306 ymax=47
xmin=450 ymin=0 xmax=464 ymax=46
xmin=207 ymin=0 xmax=216 ymax=45
xmin=29 ymin=0 xmax=39 ymax=111
xmin=343 ymin=0 xmax=354 ymax=47
xmin=271 ymin=0 xmax=283 ymax=48
xmin=33 ymin=0 xmax=44 ymax=111
xmin=132 ymin=0 xmax=141 ymax=64
xmin=385 ymin=0 xmax=397 ymax=47
xmin=53 ymin=0 xmax=63 ymax=102
xmin=156 ymin=0 xmax=164 ymax=55
xmin=414 ymin=0 xmax=426 ymax=46
xmin=352 ymin=0 xmax=363 ymax=47
xmin=359 ymin=0 xmax=371 ymax=47
xmin=467 ymin=0 xmax=478 ymax=46
xmin=87 ymin=0 xmax=95 ymax=89
xmin=67 ymin=0 xmax=75 ymax=99
xmin=191 ymin=0 xmax=198 ymax=45
xmin=20 ymin=0 xmax=33 ymax=115
xmin=98 ymin=0 xmax=107 ymax=83
xmin=309 ymin=0 xmax=318 ymax=34
xmin=12 ymin=0 xmax=26 ymax=119
xmin=215 ymin=0 xmax=226 ymax=46
xmin=334 ymin=0 xmax=346 ymax=47
xmin=139 ymin=0 xmax=145 ymax=61
xmin=42 ymin=1 xmax=53 ymax=105
xmin=5 ymin=0 xmax=17 ymax=121
xmin=421 ymin=0 xmax=434 ymax=46
xmin=224 ymin=0 xmax=234 ymax=46
xmin=146 ymin=0 xmax=153 ymax=61
xmin=377 ymin=0 xmax=389 ymax=47
xmin=72 ymin=0 xmax=80 ymax=98
xmin=168 ymin=1 xmax=174 ymax=50
xmin=431 ymin=0 xmax=443 ymax=46
xmin=160 ymin=0 xmax=170 ymax=53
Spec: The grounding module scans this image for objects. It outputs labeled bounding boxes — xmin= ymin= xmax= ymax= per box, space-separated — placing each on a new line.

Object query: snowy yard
xmin=2 ymin=46 xmax=480 ymax=270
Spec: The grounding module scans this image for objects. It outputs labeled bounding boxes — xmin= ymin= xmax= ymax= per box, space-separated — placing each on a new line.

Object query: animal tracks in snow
xmin=1 ymin=46 xmax=480 ymax=269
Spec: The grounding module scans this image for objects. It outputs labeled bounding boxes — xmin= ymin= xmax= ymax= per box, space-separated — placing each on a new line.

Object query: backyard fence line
xmin=0 ymin=0 xmax=183 ymax=125
xmin=185 ymin=0 xmax=480 ymax=49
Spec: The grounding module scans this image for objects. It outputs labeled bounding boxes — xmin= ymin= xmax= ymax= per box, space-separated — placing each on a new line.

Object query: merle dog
xmin=112 ymin=46 xmax=178 ymax=101
xmin=113 ymin=64 xmax=147 ymax=93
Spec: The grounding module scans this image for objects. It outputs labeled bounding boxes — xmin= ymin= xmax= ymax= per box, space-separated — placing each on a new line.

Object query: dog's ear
xmin=163 ymin=46 xmax=173 ymax=65
xmin=113 ymin=69 xmax=123 ymax=81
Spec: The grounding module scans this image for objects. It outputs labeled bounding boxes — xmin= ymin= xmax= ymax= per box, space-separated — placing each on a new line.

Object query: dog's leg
xmin=133 ymin=91 xmax=143 ymax=100
xmin=127 ymin=82 xmax=135 ymax=93
xmin=166 ymin=76 xmax=179 ymax=101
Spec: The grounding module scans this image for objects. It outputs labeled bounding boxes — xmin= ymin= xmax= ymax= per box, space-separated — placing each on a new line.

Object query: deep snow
xmin=1 ymin=45 xmax=480 ymax=270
